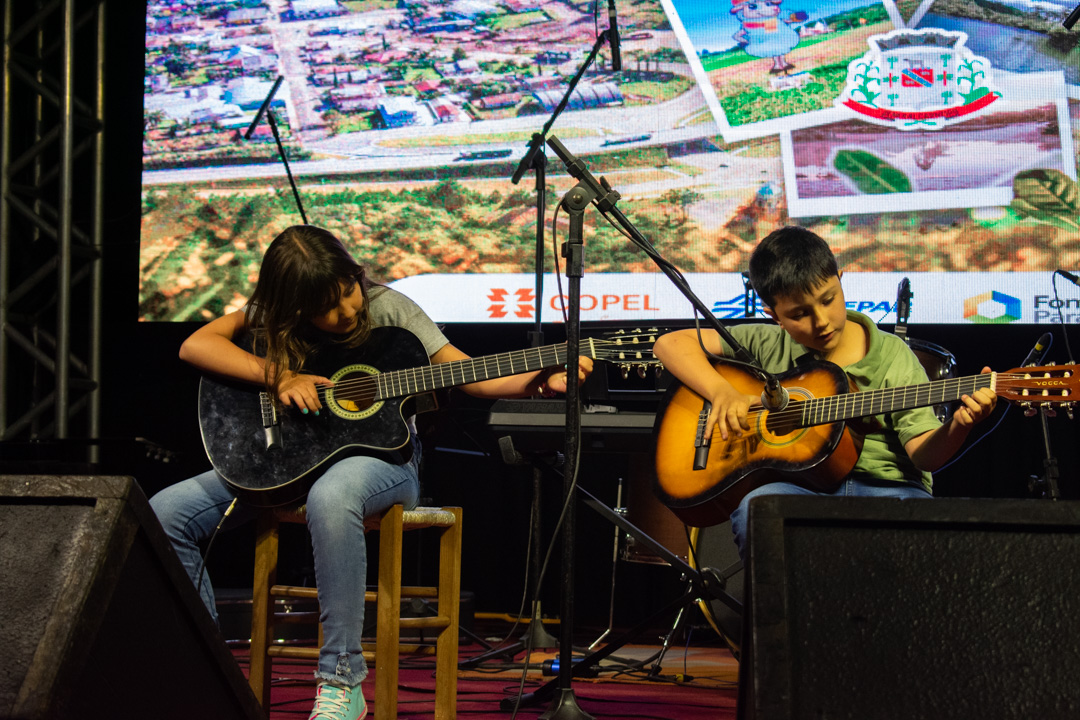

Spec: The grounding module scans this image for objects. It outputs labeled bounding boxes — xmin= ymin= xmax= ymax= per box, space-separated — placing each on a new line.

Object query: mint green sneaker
xmin=307 ymin=682 xmax=367 ymax=720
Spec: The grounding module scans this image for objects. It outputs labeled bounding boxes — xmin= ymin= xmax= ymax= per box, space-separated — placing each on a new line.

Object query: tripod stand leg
xmin=588 ymin=478 xmax=622 ymax=651
xmin=648 ymin=595 xmax=689 ymax=677
xmin=500 ymin=587 xmax=700 ymax=712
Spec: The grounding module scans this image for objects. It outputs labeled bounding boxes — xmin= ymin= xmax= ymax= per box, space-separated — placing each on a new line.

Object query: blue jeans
xmin=150 ymin=451 xmax=421 ymax=687
xmin=729 ymin=477 xmax=932 ymax=562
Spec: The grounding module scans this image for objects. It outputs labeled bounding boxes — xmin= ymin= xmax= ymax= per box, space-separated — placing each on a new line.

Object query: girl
xmin=151 ymin=225 xmax=591 ymax=720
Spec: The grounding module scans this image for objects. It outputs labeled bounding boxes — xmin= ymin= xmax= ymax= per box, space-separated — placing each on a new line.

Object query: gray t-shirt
xmin=367 ymin=286 xmax=449 ymax=358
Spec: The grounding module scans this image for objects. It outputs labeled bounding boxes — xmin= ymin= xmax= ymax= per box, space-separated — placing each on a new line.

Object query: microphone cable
xmin=196 ymin=497 xmax=238 ymax=597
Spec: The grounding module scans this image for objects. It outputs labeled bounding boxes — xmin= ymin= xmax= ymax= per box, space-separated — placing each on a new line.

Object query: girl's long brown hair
xmin=245 ymin=225 xmax=377 ymax=395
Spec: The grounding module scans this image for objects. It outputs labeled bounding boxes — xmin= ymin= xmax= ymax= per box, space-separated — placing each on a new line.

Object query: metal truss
xmin=1 ymin=0 xmax=106 ymax=445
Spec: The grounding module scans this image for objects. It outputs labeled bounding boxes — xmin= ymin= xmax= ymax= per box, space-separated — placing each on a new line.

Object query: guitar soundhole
xmin=764 ymin=413 xmax=799 ymax=436
xmin=331 ymin=372 xmax=377 ymax=413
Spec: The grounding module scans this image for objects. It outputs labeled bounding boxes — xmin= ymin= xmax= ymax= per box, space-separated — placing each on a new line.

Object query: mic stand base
xmin=538 ymin=689 xmax=595 ymax=720
xmin=524 ymin=600 xmax=559 ymax=649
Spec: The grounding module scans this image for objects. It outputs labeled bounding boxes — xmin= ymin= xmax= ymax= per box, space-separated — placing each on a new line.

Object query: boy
xmin=652 ymin=226 xmax=997 ymax=558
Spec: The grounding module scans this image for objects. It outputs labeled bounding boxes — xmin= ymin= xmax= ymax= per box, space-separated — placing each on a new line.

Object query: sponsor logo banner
xmin=388 ymin=273 xmax=1077 ymax=325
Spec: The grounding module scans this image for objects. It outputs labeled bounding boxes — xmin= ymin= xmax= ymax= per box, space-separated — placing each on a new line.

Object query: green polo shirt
xmin=720 ymin=311 xmax=942 ymax=492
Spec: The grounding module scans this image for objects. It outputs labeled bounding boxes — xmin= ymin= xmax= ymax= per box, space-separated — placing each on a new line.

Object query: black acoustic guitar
xmin=199 ymin=325 xmax=656 ymax=506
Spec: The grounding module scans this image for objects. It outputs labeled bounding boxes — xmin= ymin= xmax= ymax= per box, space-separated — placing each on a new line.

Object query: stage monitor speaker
xmin=739 ymin=496 xmax=1080 ymax=720
xmin=0 ymin=475 xmax=264 ymax=720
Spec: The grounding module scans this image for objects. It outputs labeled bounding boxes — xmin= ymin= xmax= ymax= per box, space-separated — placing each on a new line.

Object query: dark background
xmin=7 ymin=0 xmax=1078 ymax=635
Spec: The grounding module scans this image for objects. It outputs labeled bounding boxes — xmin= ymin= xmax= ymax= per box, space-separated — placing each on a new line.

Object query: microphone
xmin=895 ymin=277 xmax=912 ymax=322
xmin=244 ymin=76 xmax=284 ymax=140
xmin=1057 ymin=269 xmax=1080 ymax=287
xmin=498 ymin=435 xmax=525 ymax=465
xmin=1064 ymin=4 xmax=1079 ymax=30
xmin=1021 ymin=332 xmax=1053 ymax=368
xmin=607 ymin=0 xmax=622 ymax=71
xmin=760 ymin=374 xmax=789 ymax=411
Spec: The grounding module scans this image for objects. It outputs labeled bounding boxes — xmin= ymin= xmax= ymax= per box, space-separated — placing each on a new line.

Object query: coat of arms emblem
xmin=838 ymin=29 xmax=1000 ymax=130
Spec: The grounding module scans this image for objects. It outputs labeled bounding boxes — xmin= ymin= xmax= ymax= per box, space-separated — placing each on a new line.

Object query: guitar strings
xmin=726 ymin=370 xmax=1067 ymax=427
xmin=286 ymin=338 xmax=644 ymax=402
xmin=295 ymin=363 xmax=1066 ymax=410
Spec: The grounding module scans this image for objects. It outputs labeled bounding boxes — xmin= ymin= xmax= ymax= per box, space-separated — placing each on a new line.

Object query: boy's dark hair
xmin=747 ymin=226 xmax=839 ymax=308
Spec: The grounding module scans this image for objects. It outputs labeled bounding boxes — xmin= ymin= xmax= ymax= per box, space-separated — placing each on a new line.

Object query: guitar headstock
xmin=999 ymin=363 xmax=1079 ymax=417
xmin=590 ymin=327 xmax=664 ymax=380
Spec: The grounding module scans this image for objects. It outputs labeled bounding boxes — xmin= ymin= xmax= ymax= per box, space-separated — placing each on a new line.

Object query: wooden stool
xmin=248 ymin=504 xmax=462 ymax=719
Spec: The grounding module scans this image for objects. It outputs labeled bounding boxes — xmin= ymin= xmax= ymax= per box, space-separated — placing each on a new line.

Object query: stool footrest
xmin=363 ymin=586 xmax=439 ymax=602
xmin=271 ymin=585 xmax=319 ymax=600
xmin=399 ymin=615 xmax=451 ymax=630
xmin=268 ymin=645 xmax=319 ymax=660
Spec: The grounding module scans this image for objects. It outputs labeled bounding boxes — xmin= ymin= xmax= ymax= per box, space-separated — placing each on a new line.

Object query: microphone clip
xmin=760 ymin=373 xmax=790 ymax=412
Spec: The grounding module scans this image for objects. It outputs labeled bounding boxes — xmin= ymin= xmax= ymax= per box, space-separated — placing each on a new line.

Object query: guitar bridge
xmin=260 ymin=392 xmax=282 ymax=451
xmin=693 ymin=401 xmax=712 ymax=471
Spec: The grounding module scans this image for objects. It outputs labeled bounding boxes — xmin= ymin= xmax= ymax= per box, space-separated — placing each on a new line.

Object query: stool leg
xmin=250 ymin=512 xmax=279 ymax=709
xmin=435 ymin=508 xmax=462 ymax=720
xmin=375 ymin=504 xmax=405 ymax=719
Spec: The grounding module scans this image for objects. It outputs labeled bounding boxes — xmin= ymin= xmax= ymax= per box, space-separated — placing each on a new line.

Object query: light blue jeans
xmin=729 ymin=477 xmax=932 ymax=562
xmin=150 ymin=451 xmax=421 ymax=687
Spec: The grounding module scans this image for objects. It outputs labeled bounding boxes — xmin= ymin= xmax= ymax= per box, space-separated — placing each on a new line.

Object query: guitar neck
xmin=375 ymin=339 xmax=593 ymax=400
xmin=798 ymin=373 xmax=993 ymax=426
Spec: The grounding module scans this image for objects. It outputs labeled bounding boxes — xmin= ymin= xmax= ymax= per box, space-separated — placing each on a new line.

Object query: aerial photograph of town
xmin=139 ymin=0 xmax=1080 ymax=323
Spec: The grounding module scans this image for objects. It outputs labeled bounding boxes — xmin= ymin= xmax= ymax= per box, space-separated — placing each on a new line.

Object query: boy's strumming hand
xmin=707 ymin=386 xmax=758 ymax=442
xmin=278 ymin=371 xmax=334 ymax=414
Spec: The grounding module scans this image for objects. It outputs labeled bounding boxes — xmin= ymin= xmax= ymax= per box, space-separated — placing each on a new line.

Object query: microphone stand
xmin=244 ymin=76 xmax=308 ymax=224
xmin=1032 ymin=407 xmax=1063 ymax=500
xmin=498 ymin=23 xmax=617 ymax=720
xmin=535 ymin=135 xmax=763 ymax=719
xmin=544 ymin=136 xmax=760 ymax=368
xmin=494 ymin=20 xmax=621 ymax=676
xmin=534 ymin=180 xmax=595 ymax=720
xmin=1022 ymin=335 xmax=1064 ymax=501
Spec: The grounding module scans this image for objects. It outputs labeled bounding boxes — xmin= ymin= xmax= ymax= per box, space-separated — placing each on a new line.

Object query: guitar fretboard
xmin=375 ymin=340 xmax=594 ymax=399
xmin=799 ymin=374 xmax=994 ymax=426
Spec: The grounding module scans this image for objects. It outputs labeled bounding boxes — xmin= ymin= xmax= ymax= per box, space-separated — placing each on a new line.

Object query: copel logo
xmin=486 ymin=289 xmax=660 ymax=318
xmin=550 ymin=293 xmax=659 ymax=313
xmin=487 ymin=288 xmax=534 ymax=319
xmin=963 ymin=291 xmax=1021 ymax=324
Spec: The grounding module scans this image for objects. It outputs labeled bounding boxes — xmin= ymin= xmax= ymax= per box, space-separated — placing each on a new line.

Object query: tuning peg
xmin=620 ymin=365 xmax=629 ymax=380
xmin=1043 ymin=404 xmax=1058 ymax=418
xmin=1023 ymin=402 xmax=1037 ymax=417
xmin=636 ymin=365 xmax=647 ymax=379
xmin=1068 ymin=404 xmax=1075 ymax=421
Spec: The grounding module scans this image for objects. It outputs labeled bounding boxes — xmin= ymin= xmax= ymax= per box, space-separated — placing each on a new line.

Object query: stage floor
xmin=234 ymin=630 xmax=740 ymax=719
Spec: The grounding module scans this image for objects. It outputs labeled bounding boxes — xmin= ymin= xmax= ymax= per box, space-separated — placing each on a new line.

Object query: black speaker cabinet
xmin=739 ymin=496 xmax=1080 ymax=720
xmin=0 ymin=475 xmax=264 ymax=720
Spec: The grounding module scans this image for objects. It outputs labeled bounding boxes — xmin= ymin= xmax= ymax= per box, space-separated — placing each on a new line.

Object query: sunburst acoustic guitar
xmin=653 ymin=360 xmax=1078 ymax=527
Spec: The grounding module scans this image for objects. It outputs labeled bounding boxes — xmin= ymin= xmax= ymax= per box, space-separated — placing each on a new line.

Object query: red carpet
xmin=235 ymin=641 xmax=739 ymax=719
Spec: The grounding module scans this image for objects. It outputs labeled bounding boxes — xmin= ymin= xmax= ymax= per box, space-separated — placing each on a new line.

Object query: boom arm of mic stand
xmin=243 ymin=76 xmax=308 ymax=224
xmin=545 ymin=135 xmax=761 ymax=371
xmin=509 ymin=28 xmax=615 ymax=186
